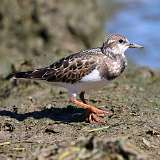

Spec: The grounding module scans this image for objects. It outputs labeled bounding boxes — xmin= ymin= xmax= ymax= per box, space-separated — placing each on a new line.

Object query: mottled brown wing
xmin=42 ymin=52 xmax=98 ymax=83
xmin=14 ymin=49 xmax=101 ymax=82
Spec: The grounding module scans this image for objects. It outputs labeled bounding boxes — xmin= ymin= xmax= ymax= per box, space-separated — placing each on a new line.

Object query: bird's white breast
xmin=80 ymin=69 xmax=102 ymax=82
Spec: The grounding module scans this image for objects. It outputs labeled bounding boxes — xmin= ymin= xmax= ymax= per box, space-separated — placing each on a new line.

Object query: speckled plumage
xmin=14 ymin=47 xmax=126 ymax=84
xmin=14 ymin=33 xmax=144 ymax=96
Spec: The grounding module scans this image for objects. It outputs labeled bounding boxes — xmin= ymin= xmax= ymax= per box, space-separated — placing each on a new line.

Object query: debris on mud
xmin=34 ymin=136 xmax=144 ymax=160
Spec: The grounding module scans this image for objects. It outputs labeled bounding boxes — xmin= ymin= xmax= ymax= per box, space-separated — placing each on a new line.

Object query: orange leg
xmin=70 ymin=97 xmax=111 ymax=124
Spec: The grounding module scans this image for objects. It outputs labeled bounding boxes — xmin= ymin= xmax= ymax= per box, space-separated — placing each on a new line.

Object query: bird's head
xmin=102 ymin=34 xmax=143 ymax=57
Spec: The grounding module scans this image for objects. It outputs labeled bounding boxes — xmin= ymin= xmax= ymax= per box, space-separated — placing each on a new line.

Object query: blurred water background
xmin=0 ymin=0 xmax=159 ymax=79
xmin=105 ymin=0 xmax=160 ymax=69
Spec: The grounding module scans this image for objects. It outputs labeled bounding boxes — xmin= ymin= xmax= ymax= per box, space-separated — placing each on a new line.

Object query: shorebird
xmin=14 ymin=34 xmax=143 ymax=124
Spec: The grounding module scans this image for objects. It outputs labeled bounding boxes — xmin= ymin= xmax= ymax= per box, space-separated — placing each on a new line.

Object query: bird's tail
xmin=14 ymin=71 xmax=34 ymax=79
xmin=13 ymin=68 xmax=48 ymax=80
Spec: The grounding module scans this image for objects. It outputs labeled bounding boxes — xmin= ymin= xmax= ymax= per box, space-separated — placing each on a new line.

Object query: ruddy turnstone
xmin=14 ymin=34 xmax=143 ymax=124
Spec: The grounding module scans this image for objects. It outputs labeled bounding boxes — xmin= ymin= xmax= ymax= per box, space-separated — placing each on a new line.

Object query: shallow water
xmin=106 ymin=0 xmax=160 ymax=68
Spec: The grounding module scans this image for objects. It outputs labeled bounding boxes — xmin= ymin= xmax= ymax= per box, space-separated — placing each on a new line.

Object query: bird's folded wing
xmin=15 ymin=52 xmax=100 ymax=84
xmin=42 ymin=55 xmax=98 ymax=83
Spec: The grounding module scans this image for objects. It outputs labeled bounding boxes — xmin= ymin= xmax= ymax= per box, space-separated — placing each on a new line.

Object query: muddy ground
xmin=0 ymin=67 xmax=160 ymax=160
xmin=0 ymin=1 xmax=160 ymax=160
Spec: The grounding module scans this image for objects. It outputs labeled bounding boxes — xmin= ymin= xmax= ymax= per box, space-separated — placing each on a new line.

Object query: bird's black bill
xmin=129 ymin=43 xmax=143 ymax=48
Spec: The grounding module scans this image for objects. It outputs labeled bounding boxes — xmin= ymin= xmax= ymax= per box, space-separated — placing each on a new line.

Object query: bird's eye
xmin=119 ymin=39 xmax=124 ymax=43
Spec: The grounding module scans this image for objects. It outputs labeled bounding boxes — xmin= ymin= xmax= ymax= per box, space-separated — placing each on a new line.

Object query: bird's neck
xmin=101 ymin=46 xmax=127 ymax=67
xmin=102 ymin=46 xmax=125 ymax=59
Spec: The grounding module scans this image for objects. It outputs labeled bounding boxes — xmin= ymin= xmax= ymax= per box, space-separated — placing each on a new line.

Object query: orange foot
xmin=70 ymin=97 xmax=111 ymax=124
xmin=86 ymin=107 xmax=111 ymax=124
